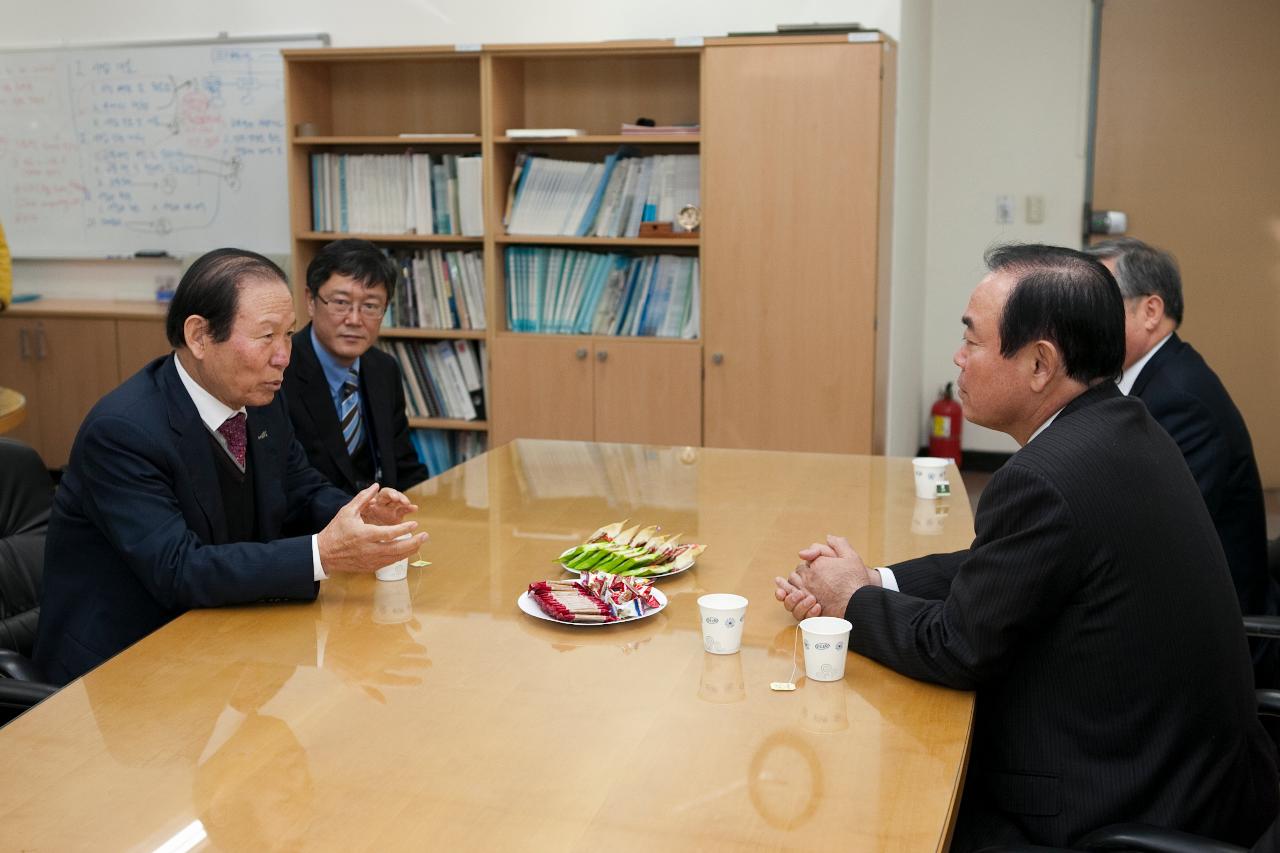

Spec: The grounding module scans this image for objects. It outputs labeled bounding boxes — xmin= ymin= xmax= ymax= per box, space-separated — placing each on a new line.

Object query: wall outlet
xmin=995 ymin=194 xmax=1015 ymax=225
xmin=1026 ymin=194 xmax=1045 ymax=224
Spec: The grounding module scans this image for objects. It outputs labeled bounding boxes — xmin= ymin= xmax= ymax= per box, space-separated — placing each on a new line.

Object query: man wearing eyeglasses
xmin=283 ymin=239 xmax=428 ymax=494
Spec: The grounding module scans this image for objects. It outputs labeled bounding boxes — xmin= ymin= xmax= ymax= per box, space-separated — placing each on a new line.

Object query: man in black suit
xmin=1085 ymin=237 xmax=1276 ymax=684
xmin=775 ymin=245 xmax=1278 ymax=849
xmin=282 ymin=239 xmax=428 ymax=494
xmin=35 ymin=249 xmax=428 ymax=684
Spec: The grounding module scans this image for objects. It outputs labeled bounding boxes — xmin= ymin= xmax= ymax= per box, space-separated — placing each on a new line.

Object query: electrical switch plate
xmin=1026 ymin=194 xmax=1045 ymax=224
xmin=995 ymin=194 xmax=1015 ymax=225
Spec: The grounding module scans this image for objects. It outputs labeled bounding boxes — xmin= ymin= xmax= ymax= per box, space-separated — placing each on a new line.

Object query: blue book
xmin=610 ymin=259 xmax=643 ymax=336
xmin=574 ymin=150 xmax=620 ymax=237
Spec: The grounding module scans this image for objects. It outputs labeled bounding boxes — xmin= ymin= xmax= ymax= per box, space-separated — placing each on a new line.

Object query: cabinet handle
xmin=35 ymin=325 xmax=48 ymax=360
xmin=711 ymin=352 xmax=724 ymax=365
xmin=596 ymin=350 xmax=608 ymax=363
xmin=575 ymin=347 xmax=588 ymax=360
xmin=19 ymin=328 xmax=31 ymax=360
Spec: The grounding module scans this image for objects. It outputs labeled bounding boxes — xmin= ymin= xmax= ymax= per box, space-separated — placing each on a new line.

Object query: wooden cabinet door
xmin=0 ymin=318 xmax=44 ymax=454
xmin=489 ymin=335 xmax=594 ymax=446
xmin=702 ymin=43 xmax=885 ymax=454
xmin=37 ymin=318 xmax=120 ymax=466
xmin=593 ymin=340 xmax=701 ymax=447
xmin=116 ymin=318 xmax=171 ymax=379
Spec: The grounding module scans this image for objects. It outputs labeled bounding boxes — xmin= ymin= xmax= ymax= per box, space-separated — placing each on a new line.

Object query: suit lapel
xmin=1130 ymin=333 xmax=1182 ymax=398
xmin=294 ymin=326 xmax=361 ymax=490
xmin=159 ymin=355 xmax=228 ymax=543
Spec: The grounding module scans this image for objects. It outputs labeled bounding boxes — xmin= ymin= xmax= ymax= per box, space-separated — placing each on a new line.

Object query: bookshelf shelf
xmin=381 ymin=327 xmax=487 ymax=340
xmin=495 ymin=135 xmax=698 ymax=145
xmin=495 ymin=235 xmax=699 ymax=248
xmin=297 ymin=231 xmax=483 ymax=244
xmin=407 ymin=418 xmax=489 ymax=431
xmin=293 ymin=136 xmax=481 ymax=146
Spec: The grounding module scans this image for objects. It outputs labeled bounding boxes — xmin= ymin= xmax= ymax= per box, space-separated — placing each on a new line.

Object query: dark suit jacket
xmin=846 ymin=383 xmax=1278 ymax=849
xmin=282 ymin=325 xmax=428 ymax=493
xmin=1131 ymin=334 xmax=1272 ymax=623
xmin=34 ymin=355 xmax=349 ymax=685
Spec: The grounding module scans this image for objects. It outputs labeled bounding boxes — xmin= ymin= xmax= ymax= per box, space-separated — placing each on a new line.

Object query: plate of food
xmin=555 ymin=520 xmax=706 ymax=579
xmin=519 ymin=571 xmax=668 ymax=626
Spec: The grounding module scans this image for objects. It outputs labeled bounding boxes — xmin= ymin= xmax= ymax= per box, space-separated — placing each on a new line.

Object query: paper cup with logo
xmin=800 ymin=616 xmax=852 ymax=682
xmin=375 ymin=533 xmax=413 ymax=581
xmin=911 ymin=457 xmax=951 ymax=500
xmin=698 ymin=593 xmax=748 ymax=655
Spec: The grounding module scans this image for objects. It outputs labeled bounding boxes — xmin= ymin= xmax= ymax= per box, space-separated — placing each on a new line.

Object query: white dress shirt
xmin=1117 ymin=333 xmax=1173 ymax=396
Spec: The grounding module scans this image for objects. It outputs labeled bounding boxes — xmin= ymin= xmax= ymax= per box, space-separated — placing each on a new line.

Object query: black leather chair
xmin=0 ymin=438 xmax=58 ymax=725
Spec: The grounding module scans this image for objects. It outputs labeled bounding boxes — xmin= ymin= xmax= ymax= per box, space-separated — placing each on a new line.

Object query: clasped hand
xmin=318 ymin=483 xmax=428 ymax=574
xmin=773 ymin=534 xmax=879 ymax=622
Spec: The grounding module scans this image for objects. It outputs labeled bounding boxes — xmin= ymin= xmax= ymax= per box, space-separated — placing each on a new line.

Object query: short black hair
xmin=166 ymin=248 xmax=288 ymax=349
xmin=985 ymin=243 xmax=1125 ymax=384
xmin=305 ymin=239 xmax=399 ymax=301
xmin=1083 ymin=237 xmax=1184 ymax=326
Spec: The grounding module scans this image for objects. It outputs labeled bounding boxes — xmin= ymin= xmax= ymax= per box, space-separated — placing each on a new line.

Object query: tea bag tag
xmin=770 ymin=681 xmax=796 ymax=691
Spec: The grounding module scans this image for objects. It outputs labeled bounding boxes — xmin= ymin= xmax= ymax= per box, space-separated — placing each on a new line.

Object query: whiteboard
xmin=0 ymin=35 xmax=326 ymax=258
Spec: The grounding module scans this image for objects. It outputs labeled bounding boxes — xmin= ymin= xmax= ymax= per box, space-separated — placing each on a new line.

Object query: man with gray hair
xmin=1086 ymin=238 xmax=1275 ymax=685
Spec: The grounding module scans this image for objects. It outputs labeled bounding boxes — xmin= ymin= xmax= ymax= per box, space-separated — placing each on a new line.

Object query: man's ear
xmin=304 ymin=291 xmax=317 ymax=321
xmin=183 ymin=315 xmax=209 ymax=359
xmin=1028 ymin=339 xmax=1062 ymax=393
xmin=1139 ymin=294 xmax=1165 ymax=331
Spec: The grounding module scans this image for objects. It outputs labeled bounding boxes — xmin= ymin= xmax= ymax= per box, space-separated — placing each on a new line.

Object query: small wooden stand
xmin=638 ymin=222 xmax=699 ymax=238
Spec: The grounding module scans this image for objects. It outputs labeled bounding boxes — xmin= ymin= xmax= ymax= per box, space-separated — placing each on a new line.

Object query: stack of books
xmin=504 ymin=151 xmax=699 ymax=238
xmin=410 ymin=430 xmax=487 ymax=477
xmin=380 ymin=339 xmax=488 ymax=422
xmin=385 ymin=248 xmax=485 ymax=330
xmin=310 ymin=152 xmax=483 ymax=235
xmin=505 ymin=248 xmax=698 ymax=338
xmin=620 ymin=123 xmax=699 ymax=135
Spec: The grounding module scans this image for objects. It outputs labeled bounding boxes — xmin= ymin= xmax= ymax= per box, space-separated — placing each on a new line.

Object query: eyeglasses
xmin=315 ymin=292 xmax=387 ymax=319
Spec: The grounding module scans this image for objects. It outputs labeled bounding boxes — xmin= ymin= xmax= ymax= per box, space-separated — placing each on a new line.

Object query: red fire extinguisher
xmin=929 ymin=382 xmax=963 ymax=467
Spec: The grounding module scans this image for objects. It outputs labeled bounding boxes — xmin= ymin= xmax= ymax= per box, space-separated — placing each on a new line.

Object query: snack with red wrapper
xmin=527 ymin=571 xmax=660 ymax=623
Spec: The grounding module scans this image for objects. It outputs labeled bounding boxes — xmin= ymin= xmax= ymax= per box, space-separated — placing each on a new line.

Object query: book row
xmin=385 ymin=248 xmax=486 ymax=331
xmin=410 ymin=429 xmax=487 ymax=479
xmin=310 ymin=152 xmax=483 ymax=235
xmin=505 ymin=248 xmax=699 ymax=338
xmin=504 ymin=151 xmax=699 ymax=238
xmin=380 ymin=339 xmax=488 ymax=422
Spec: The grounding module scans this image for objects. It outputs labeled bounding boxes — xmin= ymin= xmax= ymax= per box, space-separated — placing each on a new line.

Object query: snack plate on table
xmin=518 ymin=572 xmax=668 ymax=627
xmin=555 ymin=519 xmax=706 ymax=579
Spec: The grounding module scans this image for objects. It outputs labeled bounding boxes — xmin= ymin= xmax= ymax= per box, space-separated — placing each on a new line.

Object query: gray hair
xmin=1083 ymin=237 xmax=1183 ymax=326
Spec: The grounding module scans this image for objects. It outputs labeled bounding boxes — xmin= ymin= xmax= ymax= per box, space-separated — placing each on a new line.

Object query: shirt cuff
xmin=312 ymin=535 xmax=329 ymax=582
xmin=876 ymin=566 xmax=899 ymax=592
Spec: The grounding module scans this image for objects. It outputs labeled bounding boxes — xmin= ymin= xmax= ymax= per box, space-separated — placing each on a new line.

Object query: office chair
xmin=0 ymin=438 xmax=58 ymax=725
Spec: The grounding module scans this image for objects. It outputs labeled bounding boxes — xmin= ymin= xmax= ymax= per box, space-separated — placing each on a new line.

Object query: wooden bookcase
xmin=283 ymin=35 xmax=895 ymax=460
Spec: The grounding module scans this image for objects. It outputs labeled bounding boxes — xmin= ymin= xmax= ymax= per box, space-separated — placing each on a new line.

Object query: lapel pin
xmin=258 ymin=431 xmax=268 ymax=440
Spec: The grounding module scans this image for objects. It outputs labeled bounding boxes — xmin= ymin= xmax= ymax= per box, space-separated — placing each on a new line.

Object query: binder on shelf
xmin=309 ymin=152 xmax=482 ymax=236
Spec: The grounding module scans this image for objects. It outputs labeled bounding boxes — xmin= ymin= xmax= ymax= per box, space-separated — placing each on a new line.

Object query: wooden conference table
xmin=0 ymin=386 xmax=26 ymax=434
xmin=0 ymin=440 xmax=975 ymax=851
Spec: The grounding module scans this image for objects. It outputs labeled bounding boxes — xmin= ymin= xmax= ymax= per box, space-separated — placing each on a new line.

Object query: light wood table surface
xmin=0 ymin=387 xmax=26 ymax=434
xmin=0 ymin=440 xmax=975 ymax=852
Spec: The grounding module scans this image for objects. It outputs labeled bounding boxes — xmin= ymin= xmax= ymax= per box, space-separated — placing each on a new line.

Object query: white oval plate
xmin=517 ymin=586 xmax=668 ymax=627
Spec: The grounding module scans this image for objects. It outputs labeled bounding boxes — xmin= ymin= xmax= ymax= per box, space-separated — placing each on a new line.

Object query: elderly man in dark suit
xmin=775 ymin=245 xmax=1277 ymax=849
xmin=34 ymin=248 xmax=428 ymax=685
xmin=282 ymin=239 xmax=428 ymax=494
xmin=1085 ymin=237 xmax=1276 ymax=685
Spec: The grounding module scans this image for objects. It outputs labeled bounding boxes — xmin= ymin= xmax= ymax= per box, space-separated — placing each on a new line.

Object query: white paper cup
xmin=912 ymin=457 xmax=951 ymax=500
xmin=698 ymin=593 xmax=748 ymax=655
xmin=800 ymin=616 xmax=853 ymax=682
xmin=375 ymin=533 xmax=412 ymax=582
xmin=372 ymin=578 xmax=412 ymax=624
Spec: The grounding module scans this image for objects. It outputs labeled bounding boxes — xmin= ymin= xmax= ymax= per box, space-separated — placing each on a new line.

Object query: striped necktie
xmin=339 ymin=368 xmax=364 ymax=457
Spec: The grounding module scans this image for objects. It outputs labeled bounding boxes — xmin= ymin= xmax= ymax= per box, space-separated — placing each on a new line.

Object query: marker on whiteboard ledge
xmin=135 ymin=250 xmax=172 ymax=258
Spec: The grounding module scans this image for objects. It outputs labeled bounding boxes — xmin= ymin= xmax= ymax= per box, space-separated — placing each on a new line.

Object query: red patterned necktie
xmin=217 ymin=412 xmax=247 ymax=467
